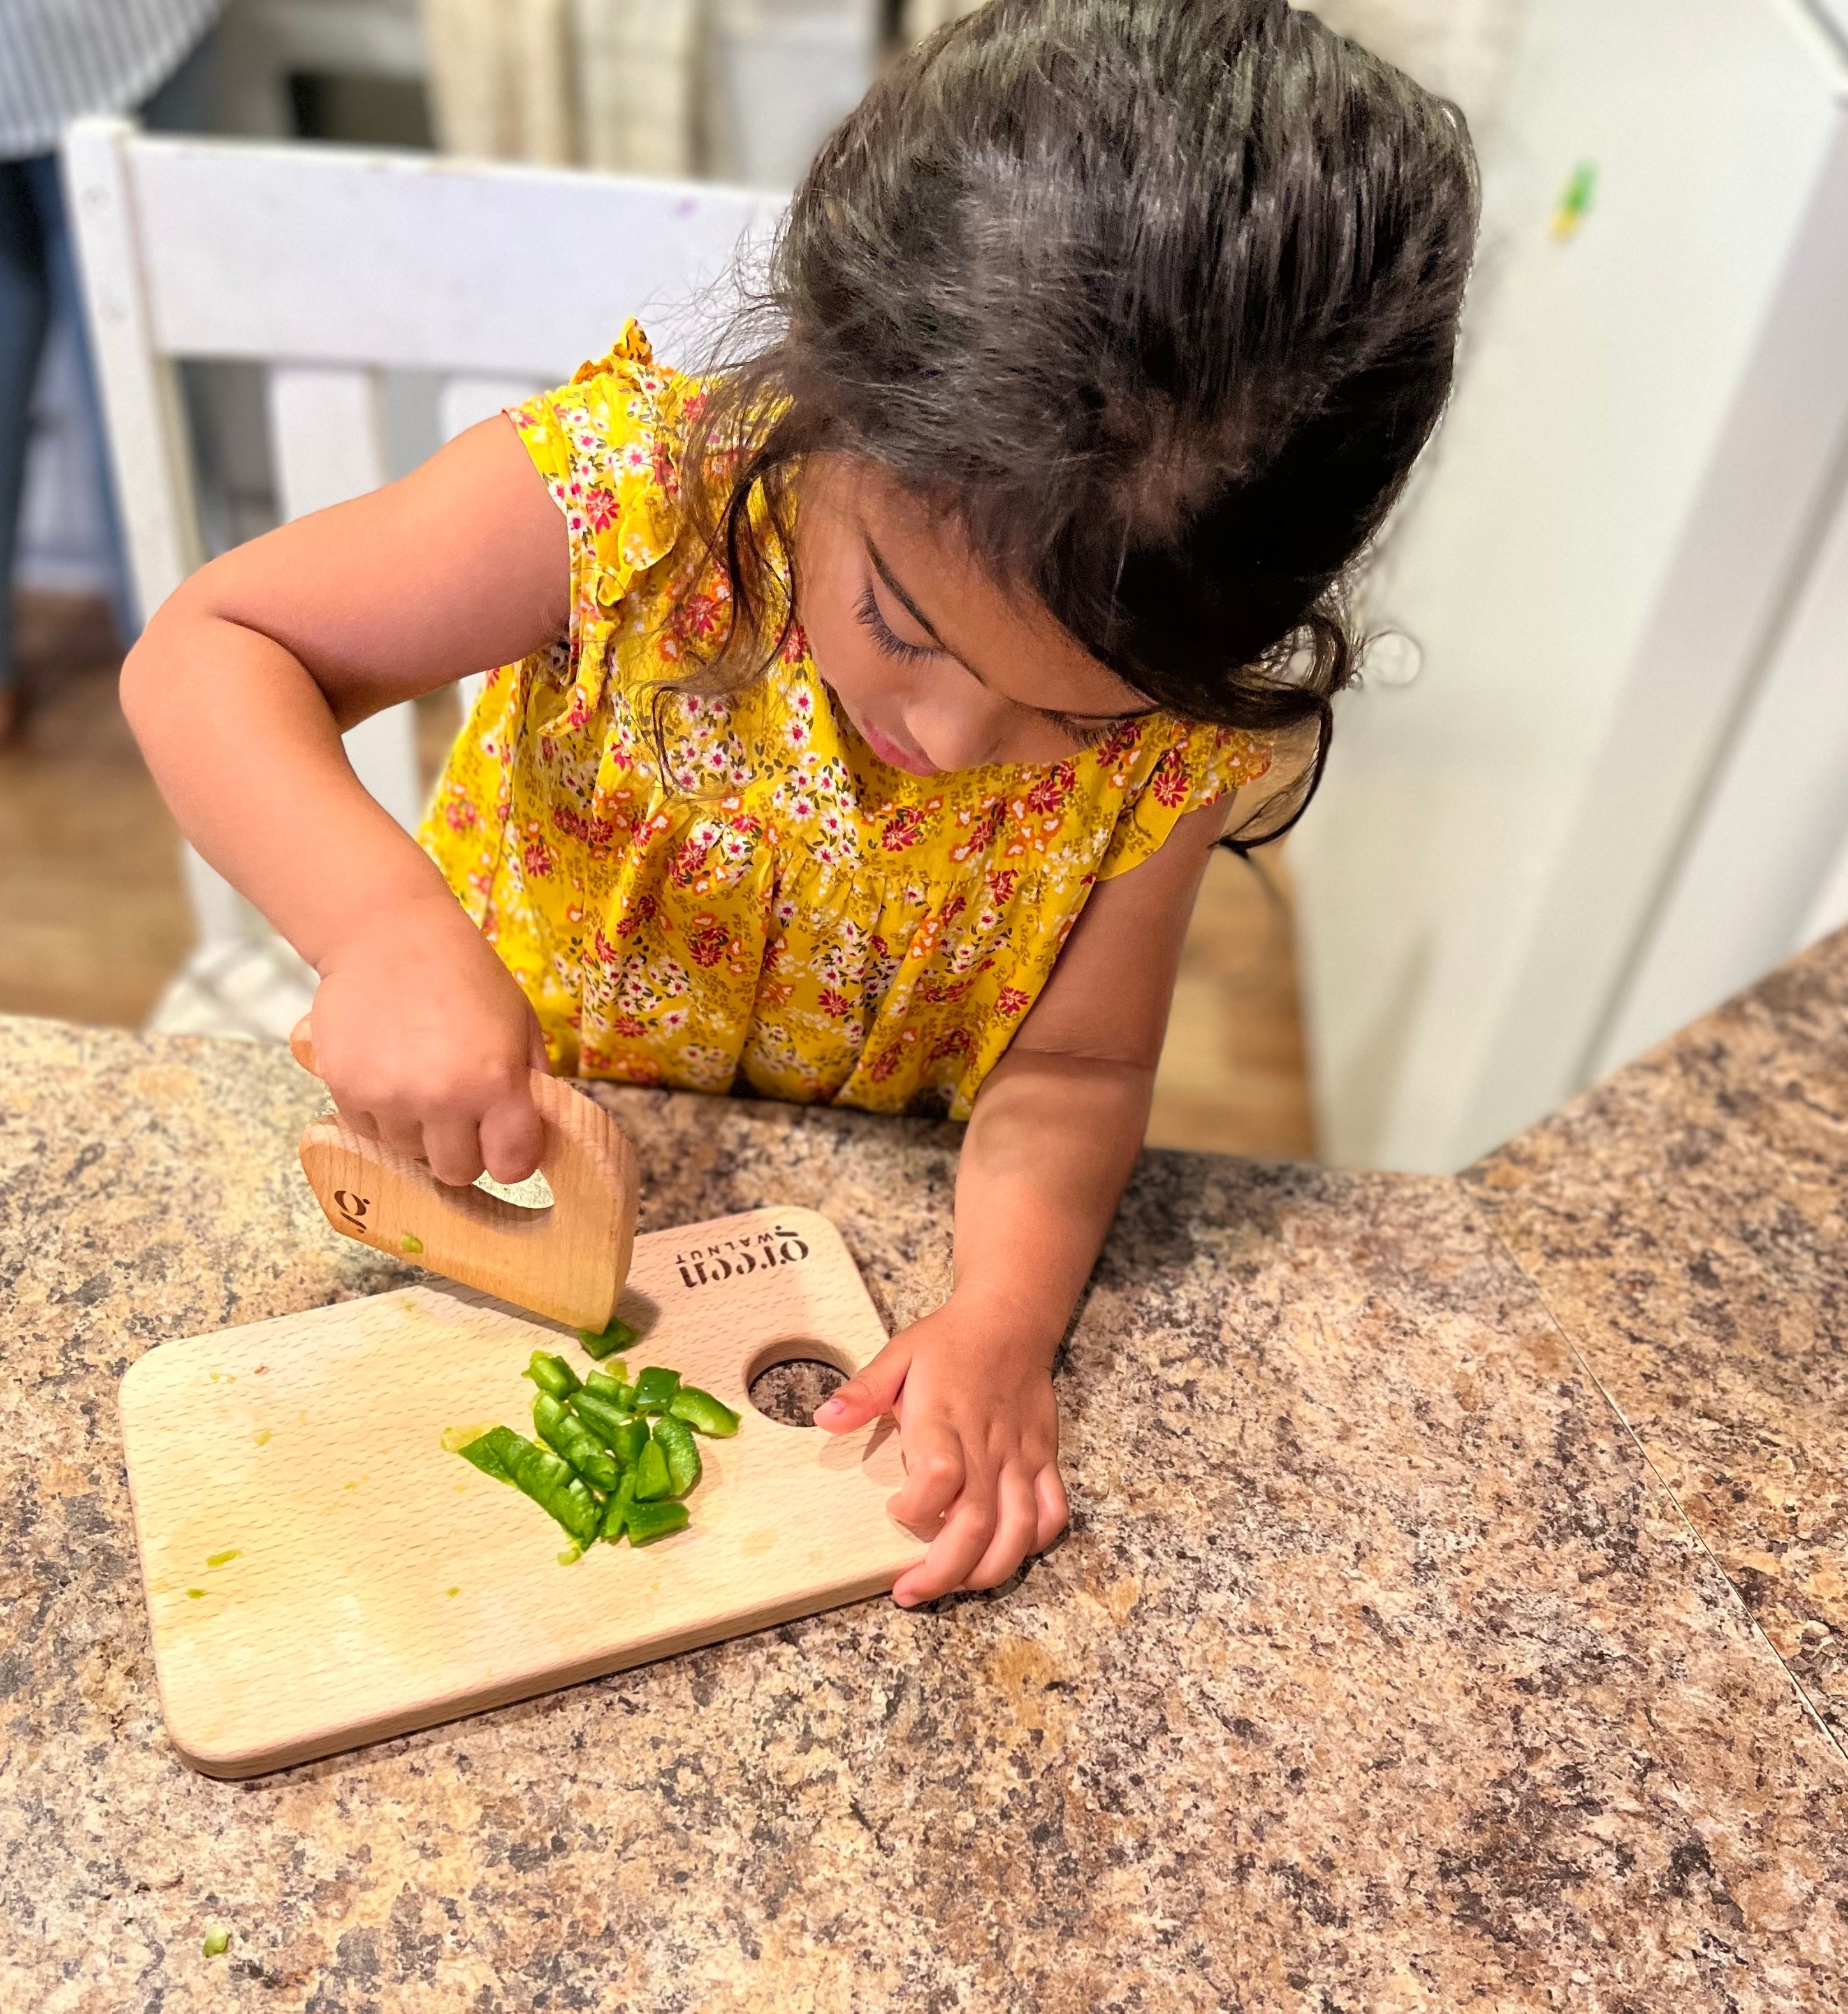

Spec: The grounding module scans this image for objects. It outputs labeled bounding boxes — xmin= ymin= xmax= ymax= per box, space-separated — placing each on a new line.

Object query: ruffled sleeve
xmin=508 ymin=320 xmax=685 ymax=712
xmin=1094 ymin=720 xmax=1275 ymax=880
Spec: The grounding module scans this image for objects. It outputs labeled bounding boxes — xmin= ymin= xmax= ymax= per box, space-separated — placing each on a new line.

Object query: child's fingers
xmin=963 ymin=1468 xmax=1040 ymax=1591
xmin=815 ymin=1335 xmax=911 ymax=1432
xmin=479 ymin=1085 xmax=546 ymax=1186
xmin=885 ymin=1421 xmax=965 ymax=1530
xmin=420 ymin=1114 xmax=488 ymax=1189
xmin=1033 ymin=1463 xmax=1070 ymax=1552
xmin=893 ymin=1496 xmax=997 ymax=1608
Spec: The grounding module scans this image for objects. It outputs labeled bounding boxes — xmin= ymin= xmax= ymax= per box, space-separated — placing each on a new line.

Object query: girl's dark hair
xmin=680 ymin=0 xmax=1479 ymax=844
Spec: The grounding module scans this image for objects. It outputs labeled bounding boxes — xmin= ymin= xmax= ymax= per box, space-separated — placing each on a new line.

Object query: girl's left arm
xmin=817 ymin=788 xmax=1248 ymax=1605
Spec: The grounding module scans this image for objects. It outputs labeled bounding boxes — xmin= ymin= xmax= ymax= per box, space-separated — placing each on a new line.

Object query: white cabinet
xmin=1293 ymin=0 xmax=1848 ymax=1171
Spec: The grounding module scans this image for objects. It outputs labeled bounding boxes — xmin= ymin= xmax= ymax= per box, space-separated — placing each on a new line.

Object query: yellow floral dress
xmin=420 ymin=324 xmax=1274 ymax=1120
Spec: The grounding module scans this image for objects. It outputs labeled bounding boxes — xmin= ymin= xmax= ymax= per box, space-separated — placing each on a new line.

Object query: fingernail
xmin=815 ymin=1398 xmax=847 ymax=1421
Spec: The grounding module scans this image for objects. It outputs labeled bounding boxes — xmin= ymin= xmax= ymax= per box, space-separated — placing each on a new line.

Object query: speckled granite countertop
xmin=3 ymin=938 xmax=1846 ymax=2010
xmin=1466 ymin=939 xmax=1848 ymax=1753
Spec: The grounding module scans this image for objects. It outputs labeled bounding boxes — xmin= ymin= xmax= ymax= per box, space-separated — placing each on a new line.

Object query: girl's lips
xmin=857 ymin=714 xmax=939 ymax=778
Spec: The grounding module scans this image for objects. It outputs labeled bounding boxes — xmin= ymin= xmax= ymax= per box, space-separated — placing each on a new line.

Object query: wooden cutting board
xmin=119 ymin=1205 xmax=924 ymax=1779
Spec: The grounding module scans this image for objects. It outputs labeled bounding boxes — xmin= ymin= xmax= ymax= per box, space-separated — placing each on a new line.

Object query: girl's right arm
xmin=120 ymin=414 xmax=569 ymax=1186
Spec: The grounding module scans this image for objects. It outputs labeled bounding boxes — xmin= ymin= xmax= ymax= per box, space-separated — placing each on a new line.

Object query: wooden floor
xmin=0 ymin=592 xmax=1316 ymax=1159
xmin=0 ymin=595 xmax=193 ymax=1028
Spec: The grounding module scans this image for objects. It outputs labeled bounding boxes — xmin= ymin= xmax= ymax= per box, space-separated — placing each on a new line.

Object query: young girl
xmin=123 ymin=0 xmax=1478 ymax=1607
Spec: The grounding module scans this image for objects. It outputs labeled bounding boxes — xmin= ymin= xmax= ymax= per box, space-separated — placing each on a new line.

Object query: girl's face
xmin=792 ymin=456 xmax=1154 ymax=776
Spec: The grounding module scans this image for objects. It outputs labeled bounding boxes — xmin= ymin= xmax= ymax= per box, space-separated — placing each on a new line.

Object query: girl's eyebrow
xmin=862 ymin=535 xmax=1158 ymax=727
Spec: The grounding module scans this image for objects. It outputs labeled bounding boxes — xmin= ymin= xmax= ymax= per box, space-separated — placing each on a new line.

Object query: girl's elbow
xmin=117 ymin=623 xmax=175 ymax=745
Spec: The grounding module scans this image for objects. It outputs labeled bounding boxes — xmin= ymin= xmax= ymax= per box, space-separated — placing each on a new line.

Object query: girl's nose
xmin=905 ymin=681 xmax=1012 ymax=775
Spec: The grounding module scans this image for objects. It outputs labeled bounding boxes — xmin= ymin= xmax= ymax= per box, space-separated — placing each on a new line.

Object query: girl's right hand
xmin=302 ymin=894 xmax=551 ymax=1188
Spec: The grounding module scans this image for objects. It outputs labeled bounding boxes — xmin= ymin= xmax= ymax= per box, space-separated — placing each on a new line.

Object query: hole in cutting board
xmin=745 ymin=1340 xmax=851 ymax=1428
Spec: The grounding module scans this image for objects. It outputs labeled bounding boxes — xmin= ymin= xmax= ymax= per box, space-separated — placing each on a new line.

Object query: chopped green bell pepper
xmin=632 ymin=1435 xmax=673 ymax=1501
xmin=576 ymin=1315 xmax=639 ymax=1361
xmin=583 ymin=1368 xmax=632 ymax=1403
xmin=633 ymin=1366 xmax=681 ymax=1413
xmin=456 ymin=1426 xmax=520 ymax=1484
xmin=569 ymin=1387 xmax=636 ymax=1448
xmin=667 ymin=1386 xmax=741 ymax=1438
xmin=533 ymin=1392 xmax=620 ymax=1492
xmin=502 ymin=1431 xmax=604 ymax=1542
xmin=600 ymin=1468 xmax=637 ymax=1542
xmin=623 ymin=1499 xmax=689 ymax=1545
xmin=523 ymin=1352 xmax=580 ymax=1401
xmin=652 ymin=1412 xmax=702 ymax=1498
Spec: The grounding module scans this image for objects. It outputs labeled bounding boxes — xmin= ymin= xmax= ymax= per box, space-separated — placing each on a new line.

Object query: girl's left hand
xmin=813 ymin=1298 xmax=1069 ymax=1605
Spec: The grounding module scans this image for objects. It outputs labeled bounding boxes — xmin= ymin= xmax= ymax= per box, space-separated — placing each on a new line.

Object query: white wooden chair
xmin=62 ymin=116 xmax=782 ymax=1038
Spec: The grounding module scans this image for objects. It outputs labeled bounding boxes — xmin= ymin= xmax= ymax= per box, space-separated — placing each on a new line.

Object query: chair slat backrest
xmin=61 ymin=117 xmax=783 ymax=989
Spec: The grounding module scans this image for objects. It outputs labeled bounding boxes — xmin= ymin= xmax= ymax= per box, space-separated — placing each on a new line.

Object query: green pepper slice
xmin=652 ymin=1413 xmax=702 ymax=1498
xmin=569 ymin=1388 xmax=636 ymax=1449
xmin=582 ymin=1368 xmax=632 ymax=1402
xmin=633 ymin=1366 xmax=681 ymax=1413
xmin=632 ymin=1435 xmax=673 ymax=1501
xmin=600 ymin=1468 xmax=637 ymax=1542
xmin=523 ymin=1352 xmax=580 ymax=1401
xmin=502 ymin=1433 xmax=604 ymax=1542
xmin=667 ymin=1386 xmax=741 ymax=1438
xmin=552 ymin=1477 xmax=604 ymax=1544
xmin=623 ymin=1500 xmax=689 ymax=1546
xmin=576 ymin=1315 xmax=639 ymax=1361
xmin=533 ymin=1393 xmax=620 ymax=1492
xmin=456 ymin=1427 xmax=518 ymax=1483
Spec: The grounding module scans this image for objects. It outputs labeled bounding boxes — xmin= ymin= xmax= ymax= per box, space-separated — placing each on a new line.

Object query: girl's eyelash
xmin=854 ymin=579 xmax=1122 ymax=745
xmin=854 ymin=582 xmax=935 ymax=663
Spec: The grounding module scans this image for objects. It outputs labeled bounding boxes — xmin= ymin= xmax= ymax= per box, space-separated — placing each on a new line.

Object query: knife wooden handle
xmin=291 ymin=1019 xmax=638 ymax=1333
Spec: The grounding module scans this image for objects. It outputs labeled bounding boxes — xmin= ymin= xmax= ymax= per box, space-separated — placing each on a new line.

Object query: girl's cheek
xmin=805 ymin=619 xmax=898 ymax=714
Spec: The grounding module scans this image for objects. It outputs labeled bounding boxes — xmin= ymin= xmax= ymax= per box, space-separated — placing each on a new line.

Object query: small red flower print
xmin=582 ymin=486 xmax=618 ymax=533
xmin=1026 ymin=762 xmax=1076 ymax=816
xmin=817 ymin=987 xmax=852 ymax=1018
xmin=671 ymin=592 xmax=727 ymax=644
xmin=941 ymin=894 xmax=968 ymax=927
xmin=687 ymin=916 xmax=730 ymax=968
xmin=522 ymin=837 xmax=555 ymax=880
xmin=782 ymin=620 xmax=811 ymax=665
xmin=667 ymin=836 xmax=709 ymax=888
xmin=986 ymin=868 xmax=1018 ymax=905
xmin=881 ymin=806 xmax=926 ymax=852
xmin=928 ymin=1027 xmax=973 ymax=1062
xmin=443 ymin=797 xmax=479 ymax=833
xmin=866 ymin=1047 xmax=903 ymax=1083
xmin=553 ymin=806 xmax=615 ymax=847
xmin=1149 ymin=748 xmax=1190 ymax=809
xmin=1096 ymin=718 xmax=1145 ymax=765
xmin=613 ymin=894 xmax=661 ymax=941
xmin=995 ymin=987 xmax=1030 ymax=1017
